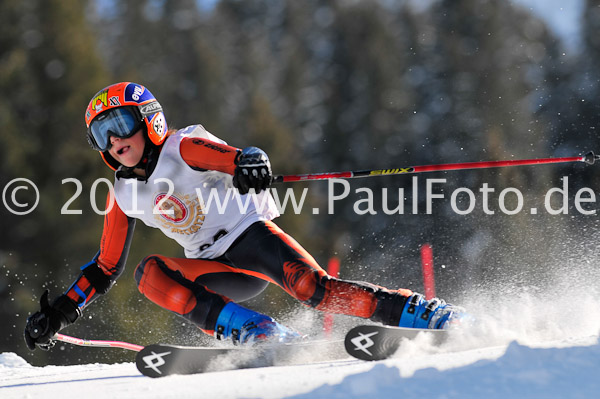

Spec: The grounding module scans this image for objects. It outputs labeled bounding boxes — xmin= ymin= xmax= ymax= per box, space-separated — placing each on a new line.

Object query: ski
xmin=135 ymin=339 xmax=345 ymax=378
xmin=344 ymin=325 xmax=447 ymax=361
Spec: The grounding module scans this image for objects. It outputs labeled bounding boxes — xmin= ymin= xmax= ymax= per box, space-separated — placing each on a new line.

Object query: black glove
xmin=24 ymin=290 xmax=80 ymax=351
xmin=233 ymin=147 xmax=272 ymax=195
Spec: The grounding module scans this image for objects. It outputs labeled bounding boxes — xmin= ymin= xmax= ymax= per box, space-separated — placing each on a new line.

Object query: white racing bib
xmin=113 ymin=125 xmax=279 ymax=258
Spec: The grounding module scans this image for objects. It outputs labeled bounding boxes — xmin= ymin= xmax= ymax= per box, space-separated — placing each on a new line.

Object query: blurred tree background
xmin=2 ymin=0 xmax=600 ymax=365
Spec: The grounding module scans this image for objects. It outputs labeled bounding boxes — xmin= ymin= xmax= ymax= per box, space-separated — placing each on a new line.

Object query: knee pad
xmin=134 ymin=255 xmax=197 ymax=315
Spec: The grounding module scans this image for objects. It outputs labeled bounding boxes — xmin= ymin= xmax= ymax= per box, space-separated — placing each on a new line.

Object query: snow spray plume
xmin=451 ymin=224 xmax=600 ymax=352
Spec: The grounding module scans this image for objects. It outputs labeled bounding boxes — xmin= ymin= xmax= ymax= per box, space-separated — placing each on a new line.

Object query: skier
xmin=24 ymin=82 xmax=463 ymax=350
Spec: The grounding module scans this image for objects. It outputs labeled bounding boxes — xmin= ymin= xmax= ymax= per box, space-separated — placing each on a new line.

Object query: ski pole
xmin=271 ymin=151 xmax=598 ymax=183
xmin=54 ymin=333 xmax=143 ymax=352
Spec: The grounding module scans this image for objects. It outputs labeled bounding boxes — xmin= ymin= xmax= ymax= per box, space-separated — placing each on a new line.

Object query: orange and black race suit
xmin=65 ymin=136 xmax=413 ymax=334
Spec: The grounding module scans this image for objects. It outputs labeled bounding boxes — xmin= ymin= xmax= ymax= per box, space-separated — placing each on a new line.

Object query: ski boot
xmin=399 ymin=293 xmax=464 ymax=329
xmin=214 ymin=302 xmax=302 ymax=346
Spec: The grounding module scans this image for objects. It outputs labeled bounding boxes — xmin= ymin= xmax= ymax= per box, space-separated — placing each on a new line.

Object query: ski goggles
xmin=87 ymin=106 xmax=145 ymax=152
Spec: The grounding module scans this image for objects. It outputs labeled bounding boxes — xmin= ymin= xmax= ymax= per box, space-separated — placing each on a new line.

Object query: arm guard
xmin=65 ymin=196 xmax=136 ymax=309
xmin=180 ymin=137 xmax=240 ymax=174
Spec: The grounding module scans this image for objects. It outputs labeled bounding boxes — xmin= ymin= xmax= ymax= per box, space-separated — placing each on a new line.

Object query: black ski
xmin=136 ymin=339 xmax=344 ymax=377
xmin=344 ymin=325 xmax=447 ymax=361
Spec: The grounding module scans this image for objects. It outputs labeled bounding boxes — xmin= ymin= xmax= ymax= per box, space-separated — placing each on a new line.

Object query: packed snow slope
xmin=1 ymin=335 xmax=599 ymax=399
xmin=4 ymin=253 xmax=600 ymax=399
xmin=2 ymin=286 xmax=600 ymax=399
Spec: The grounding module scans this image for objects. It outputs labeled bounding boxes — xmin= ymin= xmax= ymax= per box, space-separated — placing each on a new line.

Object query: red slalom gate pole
xmin=323 ymin=257 xmax=340 ymax=337
xmin=271 ymin=152 xmax=597 ymax=183
xmin=420 ymin=244 xmax=436 ymax=300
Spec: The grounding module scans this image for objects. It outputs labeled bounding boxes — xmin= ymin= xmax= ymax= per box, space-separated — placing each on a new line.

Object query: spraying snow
xmin=2 ymin=289 xmax=600 ymax=399
xmin=4 ymin=242 xmax=600 ymax=398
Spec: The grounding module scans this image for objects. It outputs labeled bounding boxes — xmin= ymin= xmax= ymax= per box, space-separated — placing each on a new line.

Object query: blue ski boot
xmin=399 ymin=293 xmax=464 ymax=329
xmin=214 ymin=302 xmax=302 ymax=345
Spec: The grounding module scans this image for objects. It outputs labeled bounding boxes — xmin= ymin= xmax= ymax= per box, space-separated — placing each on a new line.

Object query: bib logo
xmin=155 ymin=193 xmax=188 ymax=223
xmin=154 ymin=192 xmax=206 ymax=235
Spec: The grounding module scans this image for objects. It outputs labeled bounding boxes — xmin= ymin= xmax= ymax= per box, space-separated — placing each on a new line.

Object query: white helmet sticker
xmin=153 ymin=114 xmax=166 ymax=137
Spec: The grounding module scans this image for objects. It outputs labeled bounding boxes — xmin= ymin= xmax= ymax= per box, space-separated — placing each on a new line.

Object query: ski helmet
xmin=85 ymin=82 xmax=167 ymax=170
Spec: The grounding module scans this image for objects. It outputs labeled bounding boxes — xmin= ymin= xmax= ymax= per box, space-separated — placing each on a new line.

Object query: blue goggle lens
xmin=88 ymin=107 xmax=143 ymax=151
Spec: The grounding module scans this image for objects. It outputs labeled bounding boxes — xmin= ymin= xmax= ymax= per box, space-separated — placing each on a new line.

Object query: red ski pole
xmin=271 ymin=151 xmax=597 ymax=183
xmin=54 ymin=333 xmax=143 ymax=352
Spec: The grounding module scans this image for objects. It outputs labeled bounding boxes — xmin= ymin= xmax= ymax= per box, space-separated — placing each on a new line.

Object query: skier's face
xmin=107 ymin=129 xmax=146 ymax=168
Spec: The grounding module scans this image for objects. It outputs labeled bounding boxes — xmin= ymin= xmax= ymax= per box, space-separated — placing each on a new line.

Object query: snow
xmin=2 ymin=329 xmax=599 ymax=399
xmin=4 ymin=276 xmax=600 ymax=399
xmin=292 ymin=338 xmax=600 ymax=399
